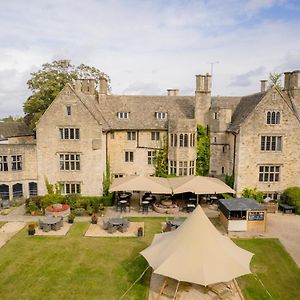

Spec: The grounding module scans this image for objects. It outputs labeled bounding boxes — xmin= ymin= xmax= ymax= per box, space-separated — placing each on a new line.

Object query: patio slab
xmin=0 ymin=222 xmax=26 ymax=248
xmin=35 ymin=222 xmax=72 ymax=236
xmin=85 ymin=221 xmax=144 ymax=237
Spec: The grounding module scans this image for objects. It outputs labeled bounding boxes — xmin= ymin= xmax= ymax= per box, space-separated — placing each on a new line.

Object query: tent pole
xmin=173 ymin=281 xmax=180 ymax=299
xmin=197 ymin=194 xmax=199 ymax=205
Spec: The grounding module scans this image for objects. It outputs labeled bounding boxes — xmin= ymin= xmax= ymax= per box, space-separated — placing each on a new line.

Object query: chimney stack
xmin=195 ymin=73 xmax=212 ymax=93
xmin=260 ymin=80 xmax=268 ymax=92
xmin=99 ymin=77 xmax=108 ymax=95
xmin=74 ymin=79 xmax=96 ymax=94
xmin=167 ymin=89 xmax=179 ymax=96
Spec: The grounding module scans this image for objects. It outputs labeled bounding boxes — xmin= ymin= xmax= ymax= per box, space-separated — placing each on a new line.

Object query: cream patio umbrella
xmin=109 ymin=175 xmax=172 ymax=194
xmin=140 ymin=205 xmax=253 ymax=287
xmin=169 ymin=175 xmax=235 ymax=195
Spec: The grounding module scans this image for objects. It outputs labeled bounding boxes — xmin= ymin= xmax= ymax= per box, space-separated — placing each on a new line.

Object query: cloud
xmin=0 ymin=0 xmax=299 ymax=117
xmin=230 ymin=66 xmax=266 ymax=87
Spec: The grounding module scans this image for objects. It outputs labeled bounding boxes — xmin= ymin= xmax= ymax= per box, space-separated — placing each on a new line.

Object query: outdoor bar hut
xmin=218 ymin=198 xmax=267 ymax=232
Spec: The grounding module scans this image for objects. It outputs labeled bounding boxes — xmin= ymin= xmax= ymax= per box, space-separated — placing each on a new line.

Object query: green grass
xmin=0 ymin=219 xmax=299 ymax=300
xmin=0 ymin=218 xmax=164 ymax=300
xmin=235 ymin=239 xmax=300 ymax=300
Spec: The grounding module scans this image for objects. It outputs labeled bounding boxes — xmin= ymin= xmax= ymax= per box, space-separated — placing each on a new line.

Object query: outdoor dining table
xmin=108 ymin=218 xmax=126 ymax=227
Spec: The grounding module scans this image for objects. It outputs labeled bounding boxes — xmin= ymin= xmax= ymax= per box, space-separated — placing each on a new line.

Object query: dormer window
xmin=155 ymin=112 xmax=167 ymax=119
xmin=118 ymin=112 xmax=129 ymax=119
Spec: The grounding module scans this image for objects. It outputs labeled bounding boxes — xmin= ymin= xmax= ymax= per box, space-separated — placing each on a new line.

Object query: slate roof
xmin=227 ymin=92 xmax=267 ymax=133
xmin=219 ymin=198 xmax=265 ymax=211
xmin=98 ymin=95 xmax=195 ymax=130
xmin=211 ymin=96 xmax=241 ymax=110
xmin=0 ymin=122 xmax=32 ymax=140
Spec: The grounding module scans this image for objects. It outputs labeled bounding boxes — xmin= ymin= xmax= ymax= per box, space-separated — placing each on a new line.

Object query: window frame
xmin=0 ymin=155 xmax=8 ymax=172
xmin=118 ymin=112 xmax=129 ymax=119
xmin=260 ymin=136 xmax=282 ymax=152
xmin=11 ymin=155 xmax=22 ymax=171
xmin=125 ymin=151 xmax=134 ymax=162
xmin=59 ymin=127 xmax=80 ymax=140
xmin=59 ymin=153 xmax=81 ymax=171
xmin=151 ymin=131 xmax=160 ymax=141
xmin=127 ymin=131 xmax=136 ymax=141
xmin=259 ymin=165 xmax=280 ymax=182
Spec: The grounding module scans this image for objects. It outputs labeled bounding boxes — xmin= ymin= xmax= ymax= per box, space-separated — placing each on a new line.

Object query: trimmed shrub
xmin=101 ymin=193 xmax=114 ymax=206
xmin=40 ymin=194 xmax=65 ymax=209
xmin=74 ymin=208 xmax=85 ymax=216
xmin=26 ymin=201 xmax=39 ymax=213
xmin=281 ymin=187 xmax=300 ymax=213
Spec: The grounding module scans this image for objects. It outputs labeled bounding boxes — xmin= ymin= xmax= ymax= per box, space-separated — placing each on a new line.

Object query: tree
xmin=196 ymin=125 xmax=210 ymax=176
xmin=23 ymin=59 xmax=110 ymax=129
xmin=153 ymin=137 xmax=169 ymax=177
xmin=1 ymin=115 xmax=23 ymax=122
xmin=269 ymin=72 xmax=283 ymax=90
xmin=241 ymin=187 xmax=264 ymax=203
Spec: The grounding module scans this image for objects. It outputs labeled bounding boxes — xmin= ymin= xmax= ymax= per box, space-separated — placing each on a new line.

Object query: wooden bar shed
xmin=219 ymin=198 xmax=267 ymax=232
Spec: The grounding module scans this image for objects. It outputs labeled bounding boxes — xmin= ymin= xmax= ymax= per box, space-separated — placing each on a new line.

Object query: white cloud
xmin=0 ymin=0 xmax=299 ymax=117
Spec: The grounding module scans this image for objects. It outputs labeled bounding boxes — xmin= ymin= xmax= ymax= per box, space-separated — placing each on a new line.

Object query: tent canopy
xmin=109 ymin=175 xmax=235 ymax=195
xmin=140 ymin=205 xmax=253 ymax=286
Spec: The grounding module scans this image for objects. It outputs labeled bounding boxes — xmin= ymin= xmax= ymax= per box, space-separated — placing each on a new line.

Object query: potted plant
xmin=91 ymin=213 xmax=98 ymax=224
xmin=28 ymin=223 xmax=36 ymax=236
xmin=68 ymin=213 xmax=75 ymax=224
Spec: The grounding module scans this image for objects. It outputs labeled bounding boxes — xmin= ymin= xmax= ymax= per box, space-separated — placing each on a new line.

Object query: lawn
xmin=235 ymin=239 xmax=300 ymax=300
xmin=0 ymin=219 xmax=299 ymax=300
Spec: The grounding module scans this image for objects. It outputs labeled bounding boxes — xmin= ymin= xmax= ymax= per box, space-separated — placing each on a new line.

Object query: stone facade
xmin=1 ymin=70 xmax=300 ymax=199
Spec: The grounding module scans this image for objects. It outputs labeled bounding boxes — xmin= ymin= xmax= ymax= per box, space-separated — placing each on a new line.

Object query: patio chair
xmin=118 ymin=224 xmax=128 ymax=233
xmin=52 ymin=222 xmax=61 ymax=231
xmin=102 ymin=220 xmax=109 ymax=230
xmin=39 ymin=219 xmax=45 ymax=229
xmin=42 ymin=224 xmax=51 ymax=232
xmin=108 ymin=225 xmax=118 ymax=234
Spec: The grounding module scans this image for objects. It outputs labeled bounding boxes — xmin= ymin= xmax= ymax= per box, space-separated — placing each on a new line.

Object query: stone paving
xmin=35 ymin=222 xmax=72 ymax=236
xmin=0 ymin=222 xmax=26 ymax=248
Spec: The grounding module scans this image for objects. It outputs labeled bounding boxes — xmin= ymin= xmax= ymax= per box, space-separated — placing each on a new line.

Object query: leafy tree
xmin=196 ymin=125 xmax=210 ymax=176
xmin=269 ymin=72 xmax=283 ymax=90
xmin=23 ymin=59 xmax=110 ymax=129
xmin=154 ymin=137 xmax=168 ymax=177
xmin=280 ymin=187 xmax=300 ymax=214
xmin=241 ymin=187 xmax=264 ymax=203
xmin=225 ymin=174 xmax=234 ymax=188
xmin=1 ymin=115 xmax=24 ymax=122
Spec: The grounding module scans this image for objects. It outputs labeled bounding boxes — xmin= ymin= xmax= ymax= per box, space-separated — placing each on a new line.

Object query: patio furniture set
xmin=103 ymin=217 xmax=130 ymax=233
xmin=115 ymin=192 xmax=132 ymax=213
xmin=39 ymin=216 xmax=64 ymax=232
xmin=164 ymin=217 xmax=184 ymax=231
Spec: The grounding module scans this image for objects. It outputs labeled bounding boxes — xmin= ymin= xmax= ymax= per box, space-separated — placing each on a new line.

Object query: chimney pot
xmin=167 ymin=89 xmax=179 ymax=96
xmin=260 ymin=80 xmax=268 ymax=92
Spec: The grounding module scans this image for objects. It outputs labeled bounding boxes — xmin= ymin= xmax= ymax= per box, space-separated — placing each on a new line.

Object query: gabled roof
xmin=227 ymin=91 xmax=267 ymax=133
xmin=98 ymin=95 xmax=195 ymax=130
xmin=211 ymin=96 xmax=241 ymax=110
xmin=0 ymin=122 xmax=32 ymax=140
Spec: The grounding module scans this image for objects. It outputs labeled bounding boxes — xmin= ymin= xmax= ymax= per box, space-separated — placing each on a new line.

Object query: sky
xmin=0 ymin=0 xmax=300 ymax=118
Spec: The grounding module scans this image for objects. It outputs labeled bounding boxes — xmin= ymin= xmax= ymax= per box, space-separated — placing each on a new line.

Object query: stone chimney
xmin=260 ymin=80 xmax=268 ymax=92
xmin=74 ymin=79 xmax=96 ymax=94
xmin=99 ymin=77 xmax=108 ymax=95
xmin=284 ymin=72 xmax=291 ymax=91
xmin=167 ymin=89 xmax=179 ymax=96
xmin=195 ymin=73 xmax=212 ymax=126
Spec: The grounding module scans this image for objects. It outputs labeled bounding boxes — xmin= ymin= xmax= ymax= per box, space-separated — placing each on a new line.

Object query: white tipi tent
xmin=140 ymin=205 xmax=253 ymax=286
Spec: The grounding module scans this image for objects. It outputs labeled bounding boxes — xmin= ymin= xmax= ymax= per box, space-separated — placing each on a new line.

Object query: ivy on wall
xmin=153 ymin=137 xmax=169 ymax=177
xmin=196 ymin=125 xmax=210 ymax=176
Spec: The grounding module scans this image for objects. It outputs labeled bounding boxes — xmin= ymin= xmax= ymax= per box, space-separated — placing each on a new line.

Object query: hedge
xmin=280 ymin=187 xmax=300 ymax=214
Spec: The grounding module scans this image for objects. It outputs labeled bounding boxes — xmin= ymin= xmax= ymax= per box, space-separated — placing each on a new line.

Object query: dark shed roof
xmin=0 ymin=122 xmax=32 ymax=140
xmin=219 ymin=198 xmax=265 ymax=212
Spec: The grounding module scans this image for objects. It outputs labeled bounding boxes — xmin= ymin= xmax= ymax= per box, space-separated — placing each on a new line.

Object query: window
xmin=266 ymin=111 xmax=280 ymax=124
xmin=11 ymin=155 xmax=22 ymax=171
xmin=221 ymin=166 xmax=225 ymax=174
xmin=151 ymin=131 xmax=160 ymax=141
xmin=66 ymin=106 xmax=71 ymax=116
xmin=261 ymin=136 xmax=282 ymax=151
xmin=184 ymin=134 xmax=188 ymax=147
xmin=0 ymin=156 xmax=8 ymax=171
xmin=125 ymin=151 xmax=134 ymax=162
xmin=213 ymin=112 xmax=219 ymax=120
xmin=190 ymin=134 xmax=193 ymax=147
xmin=155 ymin=112 xmax=167 ymax=119
xmin=214 ymin=137 xmax=217 ymax=143
xmin=259 ymin=165 xmax=280 ymax=182
xmin=193 ymin=134 xmax=195 ymax=147
xmin=118 ymin=112 xmax=129 ymax=119
xmin=61 ymin=182 xmax=81 ymax=194
xmin=189 ymin=161 xmax=195 ymax=175
xmin=59 ymin=128 xmax=80 ymax=140
xmin=178 ymin=161 xmax=188 ymax=176
xmin=60 ymin=153 xmax=80 ymax=171
xmin=170 ymin=134 xmax=174 ymax=147
xmin=174 ymin=134 xmax=177 ymax=147
xmin=179 ymin=134 xmax=184 ymax=147
xmin=127 ymin=131 xmax=136 ymax=140
xmin=148 ymin=151 xmax=156 ymax=165
xmin=113 ymin=174 xmax=124 ymax=179
xmin=170 ymin=161 xmax=177 ymax=175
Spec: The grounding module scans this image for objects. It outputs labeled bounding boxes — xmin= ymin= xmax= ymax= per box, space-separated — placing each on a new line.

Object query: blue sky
xmin=0 ymin=0 xmax=299 ymax=118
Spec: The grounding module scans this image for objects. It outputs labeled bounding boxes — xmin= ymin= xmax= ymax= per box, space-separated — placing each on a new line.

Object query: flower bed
xmin=45 ymin=204 xmax=70 ymax=217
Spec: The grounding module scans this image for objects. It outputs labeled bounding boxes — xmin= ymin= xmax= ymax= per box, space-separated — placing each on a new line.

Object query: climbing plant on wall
xmin=196 ymin=125 xmax=210 ymax=176
xmin=153 ymin=137 xmax=169 ymax=177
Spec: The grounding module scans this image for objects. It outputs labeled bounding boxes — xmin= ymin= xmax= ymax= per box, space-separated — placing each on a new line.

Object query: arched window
xmin=179 ymin=134 xmax=184 ymax=147
xmin=266 ymin=112 xmax=271 ymax=124
xmin=276 ymin=112 xmax=280 ymax=124
xmin=174 ymin=134 xmax=177 ymax=147
xmin=184 ymin=134 xmax=188 ymax=147
xmin=190 ymin=134 xmax=193 ymax=147
xmin=271 ymin=112 xmax=276 ymax=124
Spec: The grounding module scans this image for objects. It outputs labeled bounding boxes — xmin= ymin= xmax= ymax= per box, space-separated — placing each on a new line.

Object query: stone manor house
xmin=1 ymin=70 xmax=300 ymax=200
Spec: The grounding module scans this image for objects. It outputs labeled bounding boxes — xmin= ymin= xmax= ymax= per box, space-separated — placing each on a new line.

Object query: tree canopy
xmin=23 ymin=59 xmax=110 ymax=129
